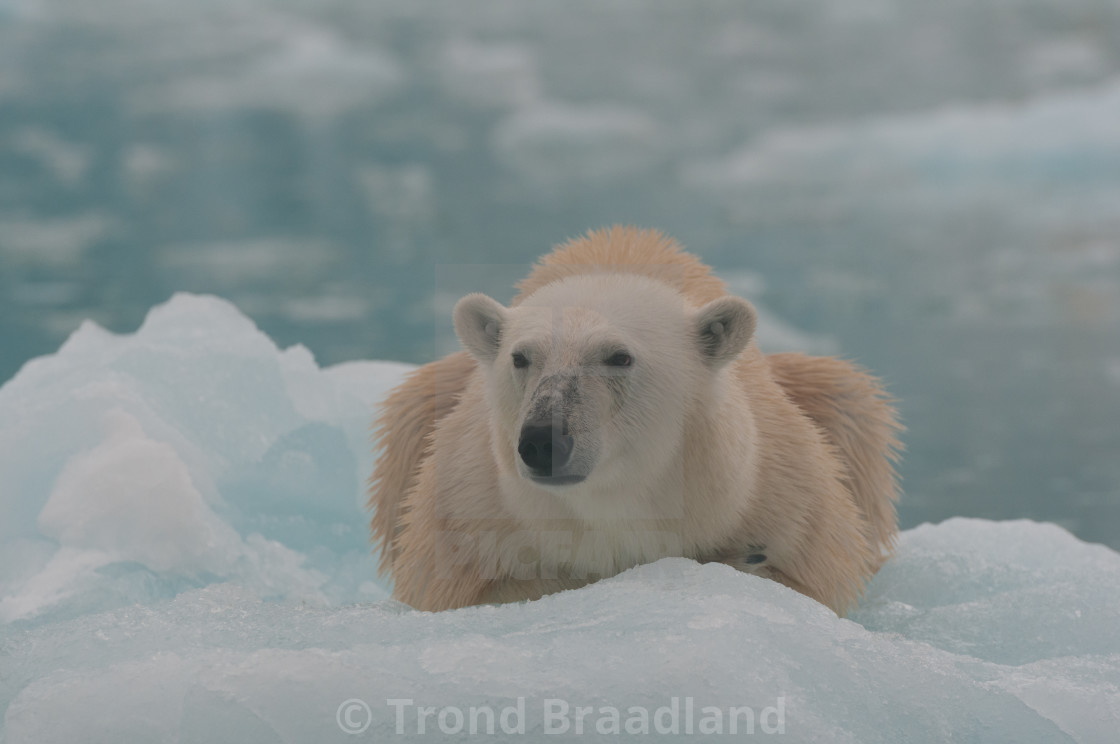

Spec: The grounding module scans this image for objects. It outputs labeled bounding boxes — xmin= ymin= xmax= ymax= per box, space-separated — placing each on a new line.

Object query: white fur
xmin=462 ymin=275 xmax=758 ymax=569
xmin=372 ymin=227 xmax=901 ymax=616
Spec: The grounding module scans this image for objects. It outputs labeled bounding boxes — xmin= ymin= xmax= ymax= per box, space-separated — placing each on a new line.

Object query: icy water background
xmin=1 ymin=0 xmax=1119 ymax=548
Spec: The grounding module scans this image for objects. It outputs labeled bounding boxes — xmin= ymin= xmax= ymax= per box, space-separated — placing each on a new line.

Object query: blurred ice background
xmin=1 ymin=1 xmax=1118 ymax=545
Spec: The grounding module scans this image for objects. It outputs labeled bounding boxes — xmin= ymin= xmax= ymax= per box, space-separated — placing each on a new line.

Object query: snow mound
xmin=0 ymin=293 xmax=409 ymax=624
xmin=3 ymin=523 xmax=1119 ymax=743
xmin=2 ymin=293 xmax=1118 ymax=742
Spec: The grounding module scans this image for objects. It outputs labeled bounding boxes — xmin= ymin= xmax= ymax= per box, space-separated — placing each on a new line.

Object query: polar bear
xmin=370 ymin=227 xmax=902 ymax=615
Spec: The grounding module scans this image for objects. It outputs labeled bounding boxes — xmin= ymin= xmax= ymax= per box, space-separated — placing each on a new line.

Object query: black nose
xmin=518 ymin=423 xmax=574 ymax=474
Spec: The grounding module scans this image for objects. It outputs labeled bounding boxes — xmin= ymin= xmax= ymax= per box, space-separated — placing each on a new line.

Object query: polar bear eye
xmin=605 ymin=351 xmax=633 ymax=367
xmin=511 ymin=352 xmax=530 ymax=369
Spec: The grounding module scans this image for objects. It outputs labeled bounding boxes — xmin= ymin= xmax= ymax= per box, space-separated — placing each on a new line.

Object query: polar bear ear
xmin=693 ymin=297 xmax=757 ymax=368
xmin=453 ymin=293 xmax=508 ymax=364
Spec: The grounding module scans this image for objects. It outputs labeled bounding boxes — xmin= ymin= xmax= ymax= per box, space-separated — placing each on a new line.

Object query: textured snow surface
xmin=1 ymin=295 xmax=1118 ymax=742
xmin=0 ymin=294 xmax=406 ymax=626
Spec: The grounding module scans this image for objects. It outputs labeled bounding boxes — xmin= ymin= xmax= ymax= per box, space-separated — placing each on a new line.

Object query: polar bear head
xmin=453 ymin=273 xmax=756 ymax=498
